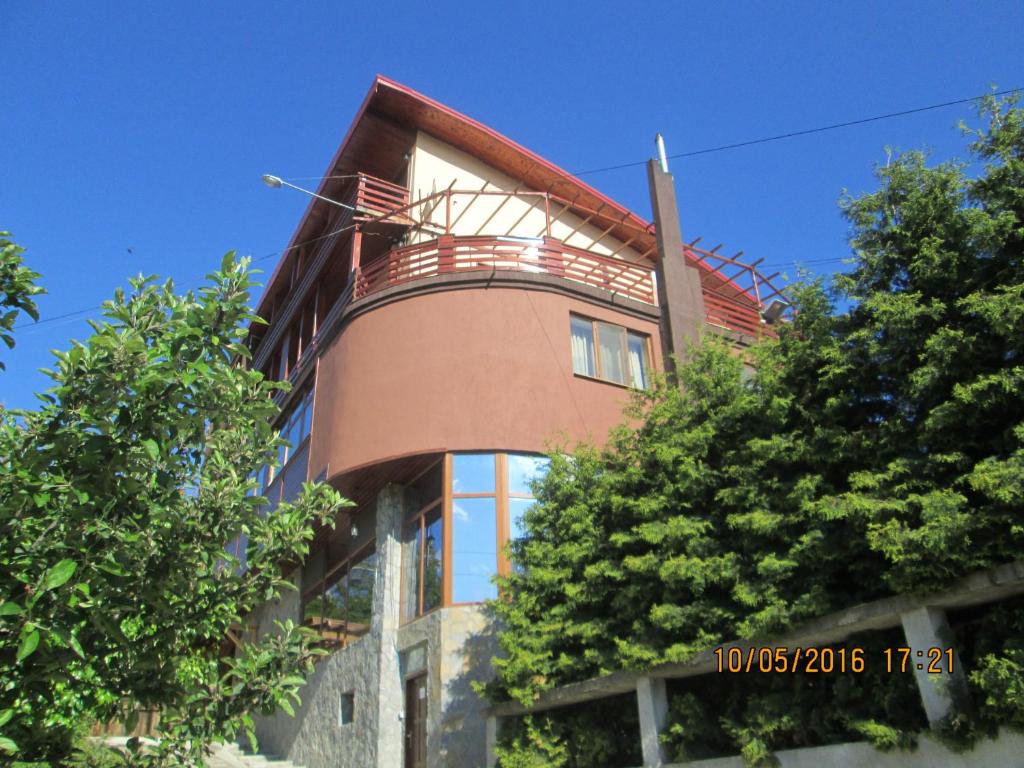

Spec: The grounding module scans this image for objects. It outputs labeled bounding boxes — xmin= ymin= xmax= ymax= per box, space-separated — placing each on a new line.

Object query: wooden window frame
xmin=301 ymin=539 xmax=377 ymax=651
xmin=570 ymin=313 xmax=652 ymax=389
xmin=447 ymin=452 xmax=544 ymax=605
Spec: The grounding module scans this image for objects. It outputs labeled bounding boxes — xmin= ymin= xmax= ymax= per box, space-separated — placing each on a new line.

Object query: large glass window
xmin=403 ymin=506 xmax=443 ymax=621
xmin=570 ymin=314 xmax=650 ymax=388
xmin=302 ymin=544 xmax=377 ymax=649
xmin=262 ymin=384 xmax=314 ymax=510
xmin=399 ymin=453 xmax=550 ymax=622
xmin=451 ymin=497 xmax=497 ymax=603
xmin=402 ymin=461 xmax=445 ymax=622
xmin=450 ymin=452 xmax=549 ymax=605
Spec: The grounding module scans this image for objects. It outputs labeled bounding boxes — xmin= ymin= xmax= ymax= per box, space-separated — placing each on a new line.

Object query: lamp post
xmin=261 ymin=174 xmax=356 ymax=212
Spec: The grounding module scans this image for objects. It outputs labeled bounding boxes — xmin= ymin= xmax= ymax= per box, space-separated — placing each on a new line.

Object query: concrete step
xmin=209 ymin=742 xmax=303 ymax=768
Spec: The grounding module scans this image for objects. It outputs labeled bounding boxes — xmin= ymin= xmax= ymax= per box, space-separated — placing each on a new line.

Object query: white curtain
xmin=628 ymin=334 xmax=646 ymax=389
xmin=571 ymin=321 xmax=595 ymax=376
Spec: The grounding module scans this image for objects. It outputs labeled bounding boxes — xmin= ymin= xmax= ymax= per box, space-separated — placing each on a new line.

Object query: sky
xmin=2 ymin=1 xmax=1022 ymax=410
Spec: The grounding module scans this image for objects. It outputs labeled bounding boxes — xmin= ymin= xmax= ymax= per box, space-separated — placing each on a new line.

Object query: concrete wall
xmin=409 ymin=131 xmax=645 ymax=263
xmin=672 ymin=730 xmax=1024 ymax=768
xmin=310 ymin=283 xmax=661 ymax=483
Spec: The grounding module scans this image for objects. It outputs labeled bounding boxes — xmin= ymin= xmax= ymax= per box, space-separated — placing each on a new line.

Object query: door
xmin=405 ymin=674 xmax=427 ymax=768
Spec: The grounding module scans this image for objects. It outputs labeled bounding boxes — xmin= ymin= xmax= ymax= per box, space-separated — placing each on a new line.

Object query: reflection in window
xmin=450 ymin=452 xmax=549 ymax=603
xmin=403 ymin=504 xmax=443 ymax=621
xmin=509 ymin=498 xmax=535 ymax=541
xmin=452 ymin=497 xmax=497 ymax=603
xmin=452 ymin=453 xmax=495 ymax=494
xmin=302 ymin=545 xmax=377 ymax=649
xmin=570 ymin=314 xmax=650 ymax=388
xmin=258 ymin=384 xmax=315 ymax=510
xmin=508 ymin=454 xmax=550 ymax=496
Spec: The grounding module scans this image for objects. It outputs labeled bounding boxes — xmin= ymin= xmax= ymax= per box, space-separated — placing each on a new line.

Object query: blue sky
xmin=2 ymin=1 xmax=1021 ymax=409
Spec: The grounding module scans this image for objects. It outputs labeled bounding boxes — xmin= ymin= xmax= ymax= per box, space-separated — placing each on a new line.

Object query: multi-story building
xmin=243 ymin=75 xmax=781 ymax=768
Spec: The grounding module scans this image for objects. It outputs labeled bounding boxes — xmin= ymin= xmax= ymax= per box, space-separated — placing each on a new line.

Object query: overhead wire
xmin=12 ymin=86 xmax=1020 ymax=334
xmin=12 ymin=218 xmax=367 ymax=334
xmin=571 ymin=87 xmax=1023 ymax=177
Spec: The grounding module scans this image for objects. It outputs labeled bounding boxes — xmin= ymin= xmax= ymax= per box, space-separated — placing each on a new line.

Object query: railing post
xmin=437 ymin=235 xmax=456 ymax=274
xmin=900 ymin=607 xmax=971 ymax=726
xmin=636 ymin=676 xmax=669 ymax=767
xmin=485 ymin=715 xmax=501 ymax=768
xmin=544 ymin=237 xmax=566 ymax=279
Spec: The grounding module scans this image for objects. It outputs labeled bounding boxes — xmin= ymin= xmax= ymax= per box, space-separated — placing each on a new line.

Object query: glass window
xmin=627 ymin=332 xmax=649 ymax=389
xmin=403 ymin=505 xmax=443 ymax=621
xmin=570 ymin=315 xmax=649 ymax=389
xmin=508 ymin=455 xmax=550 ymax=496
xmin=509 ymin=498 xmax=535 ymax=541
xmin=452 ymin=453 xmax=495 ymax=494
xmin=280 ymin=442 xmax=309 ymax=504
xmin=452 ymin=497 xmax=498 ymax=603
xmin=598 ymin=322 xmax=627 ymax=385
xmin=302 ymin=544 xmax=377 ymax=650
xmin=570 ymin=315 xmax=596 ymax=377
xmin=422 ymin=511 xmax=443 ymax=614
xmin=347 ymin=551 xmax=377 ymax=638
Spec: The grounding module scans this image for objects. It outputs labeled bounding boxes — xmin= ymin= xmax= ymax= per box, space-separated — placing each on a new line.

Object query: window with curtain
xmin=569 ymin=314 xmax=650 ymax=388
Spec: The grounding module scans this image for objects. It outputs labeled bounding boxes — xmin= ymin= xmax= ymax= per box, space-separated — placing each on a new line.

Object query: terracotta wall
xmin=308 ymin=285 xmax=661 ymax=483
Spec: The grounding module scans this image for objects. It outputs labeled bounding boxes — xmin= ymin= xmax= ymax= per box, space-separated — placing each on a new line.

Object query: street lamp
xmin=261 ymin=174 xmax=356 ymax=211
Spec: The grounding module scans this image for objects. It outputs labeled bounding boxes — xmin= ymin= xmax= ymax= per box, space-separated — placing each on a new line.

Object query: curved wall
xmin=308 ymin=281 xmax=662 ymax=483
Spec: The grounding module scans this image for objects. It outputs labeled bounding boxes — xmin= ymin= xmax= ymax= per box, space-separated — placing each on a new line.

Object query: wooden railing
xmin=703 ymin=290 xmax=769 ymax=338
xmin=355 ymin=235 xmax=657 ymax=305
xmin=352 ymin=234 xmax=772 ymax=338
xmin=354 ymin=173 xmax=409 ymax=219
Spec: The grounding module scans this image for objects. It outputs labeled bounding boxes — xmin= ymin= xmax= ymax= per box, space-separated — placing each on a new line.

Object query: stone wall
xmin=249 ymin=485 xmax=503 ymax=768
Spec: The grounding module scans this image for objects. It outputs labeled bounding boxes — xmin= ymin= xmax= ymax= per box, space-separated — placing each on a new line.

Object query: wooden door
xmin=405 ymin=674 xmax=427 ymax=768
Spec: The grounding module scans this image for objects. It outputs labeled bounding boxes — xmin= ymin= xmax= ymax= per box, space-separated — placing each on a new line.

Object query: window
xmin=450 ymin=452 xmax=548 ymax=604
xmin=302 ymin=544 xmax=377 ymax=649
xmin=340 ymin=692 xmax=355 ymax=726
xmin=399 ymin=453 xmax=550 ymax=622
xmin=402 ymin=461 xmax=444 ymax=621
xmin=570 ymin=314 xmax=650 ymax=388
xmin=262 ymin=384 xmax=314 ymax=511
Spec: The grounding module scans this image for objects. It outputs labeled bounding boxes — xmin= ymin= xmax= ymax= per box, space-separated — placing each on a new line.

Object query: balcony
xmin=355 ymin=235 xmax=657 ymax=305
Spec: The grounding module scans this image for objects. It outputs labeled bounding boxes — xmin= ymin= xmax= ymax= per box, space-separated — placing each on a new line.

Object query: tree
xmin=0 ymin=252 xmax=346 ymax=765
xmin=488 ymin=94 xmax=1024 ymax=764
xmin=0 ymin=231 xmax=44 ymax=371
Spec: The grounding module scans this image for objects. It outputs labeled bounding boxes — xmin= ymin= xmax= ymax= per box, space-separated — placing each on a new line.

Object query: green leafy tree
xmin=0 ymin=231 xmax=44 ymax=371
xmin=489 ymin=94 xmax=1024 ymax=764
xmin=0 ymin=252 xmax=345 ymax=765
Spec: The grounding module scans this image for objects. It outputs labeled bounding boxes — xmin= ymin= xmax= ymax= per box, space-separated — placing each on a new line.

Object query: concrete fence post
xmin=485 ymin=715 xmax=501 ymax=768
xmin=636 ymin=676 xmax=670 ymax=767
xmin=900 ymin=606 xmax=971 ymax=726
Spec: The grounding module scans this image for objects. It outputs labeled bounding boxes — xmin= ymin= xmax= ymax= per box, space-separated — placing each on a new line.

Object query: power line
xmin=14 ymin=87 xmax=1019 ymax=332
xmin=13 ymin=220 xmax=363 ymax=334
xmin=572 ymin=87 xmax=1023 ymax=177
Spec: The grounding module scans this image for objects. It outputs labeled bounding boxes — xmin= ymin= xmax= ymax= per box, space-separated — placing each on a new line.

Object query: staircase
xmin=208 ymin=743 xmax=303 ymax=768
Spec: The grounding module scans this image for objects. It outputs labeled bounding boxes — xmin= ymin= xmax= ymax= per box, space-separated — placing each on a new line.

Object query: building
xmin=242 ymin=75 xmax=781 ymax=768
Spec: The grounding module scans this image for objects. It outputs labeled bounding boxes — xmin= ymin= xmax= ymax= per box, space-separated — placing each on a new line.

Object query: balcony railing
xmin=352 ymin=234 xmax=772 ymax=338
xmin=355 ymin=235 xmax=657 ymax=305
xmin=353 ymin=173 xmax=409 ymax=220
